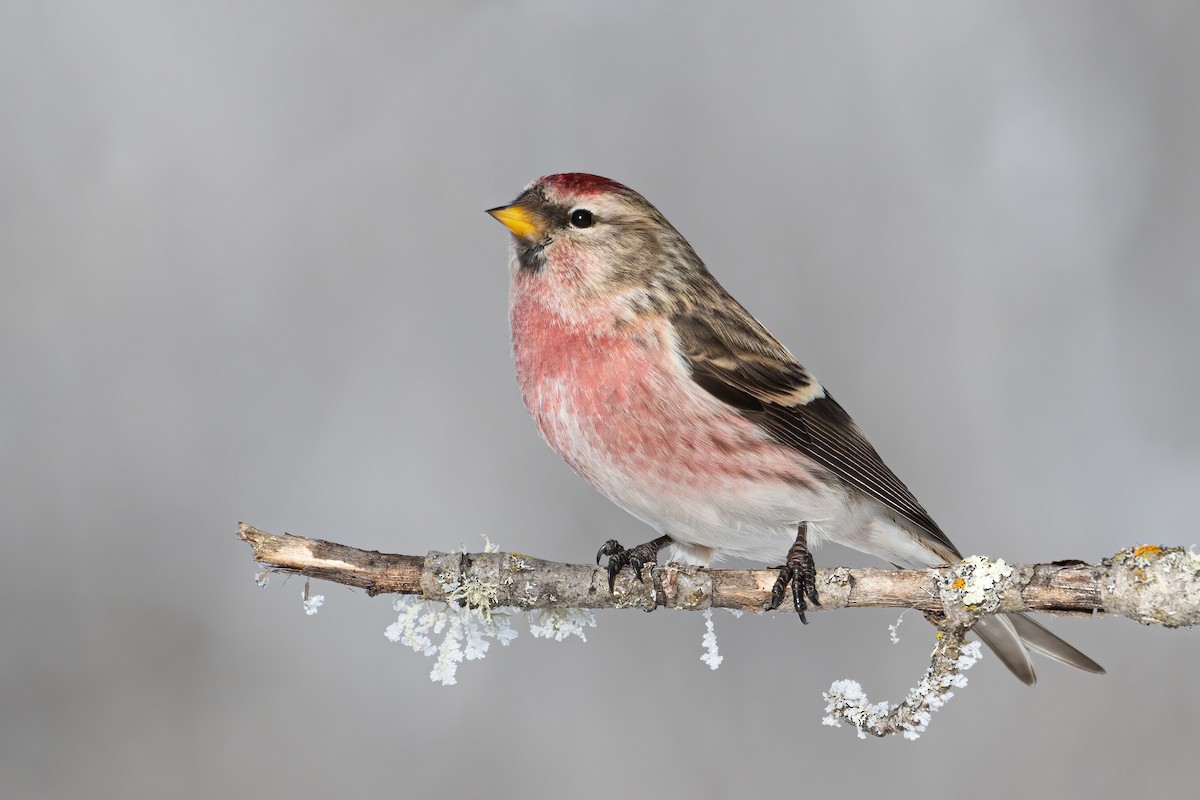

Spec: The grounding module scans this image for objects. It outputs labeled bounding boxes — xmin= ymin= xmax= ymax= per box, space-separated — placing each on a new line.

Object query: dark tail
xmin=973 ymin=613 xmax=1104 ymax=685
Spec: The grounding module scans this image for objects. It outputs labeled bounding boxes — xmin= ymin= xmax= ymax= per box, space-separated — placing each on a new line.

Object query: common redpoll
xmin=488 ymin=173 xmax=1102 ymax=684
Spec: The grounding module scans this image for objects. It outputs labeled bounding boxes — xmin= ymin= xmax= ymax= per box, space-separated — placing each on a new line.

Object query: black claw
xmin=792 ymin=569 xmax=807 ymax=624
xmin=764 ymin=522 xmax=819 ymax=624
xmin=595 ymin=535 xmax=671 ymax=592
xmin=767 ymin=572 xmax=785 ymax=611
xmin=596 ymin=539 xmax=621 ymax=566
xmin=607 ymin=558 xmax=621 ymax=592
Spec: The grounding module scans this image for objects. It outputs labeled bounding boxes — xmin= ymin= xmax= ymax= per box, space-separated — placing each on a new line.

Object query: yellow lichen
xmin=1133 ymin=545 xmax=1163 ymax=559
xmin=507 ymin=553 xmax=533 ymax=571
xmin=951 ymin=578 xmax=965 ymax=590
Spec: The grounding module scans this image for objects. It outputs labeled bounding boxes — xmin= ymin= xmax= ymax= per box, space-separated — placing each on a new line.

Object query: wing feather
xmin=672 ymin=291 xmax=956 ymax=557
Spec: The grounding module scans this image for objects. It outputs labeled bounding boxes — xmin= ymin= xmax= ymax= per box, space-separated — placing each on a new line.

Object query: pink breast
xmin=510 ymin=292 xmax=812 ymax=496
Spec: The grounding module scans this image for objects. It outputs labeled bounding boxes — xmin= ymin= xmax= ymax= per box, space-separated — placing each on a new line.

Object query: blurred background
xmin=3 ymin=1 xmax=1197 ymax=797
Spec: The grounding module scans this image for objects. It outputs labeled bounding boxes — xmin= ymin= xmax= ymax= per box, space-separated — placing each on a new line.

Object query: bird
xmin=487 ymin=172 xmax=1103 ymax=684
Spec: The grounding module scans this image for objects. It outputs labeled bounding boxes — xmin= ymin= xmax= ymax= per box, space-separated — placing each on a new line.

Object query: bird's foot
xmin=766 ymin=522 xmax=821 ymax=623
xmin=596 ymin=535 xmax=672 ymax=591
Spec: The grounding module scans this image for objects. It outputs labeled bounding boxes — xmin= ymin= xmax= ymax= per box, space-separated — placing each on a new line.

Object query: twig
xmin=238 ymin=523 xmax=1199 ymax=737
xmin=237 ymin=524 xmax=1200 ymax=625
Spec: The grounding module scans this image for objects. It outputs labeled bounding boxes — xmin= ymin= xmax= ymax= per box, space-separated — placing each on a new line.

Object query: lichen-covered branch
xmin=822 ymin=556 xmax=1014 ymax=738
xmin=239 ymin=524 xmax=1198 ymax=738
xmin=238 ymin=524 xmax=1200 ymax=626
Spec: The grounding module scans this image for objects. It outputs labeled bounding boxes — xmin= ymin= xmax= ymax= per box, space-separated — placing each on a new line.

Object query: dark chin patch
xmin=516 ymin=238 xmax=549 ymax=272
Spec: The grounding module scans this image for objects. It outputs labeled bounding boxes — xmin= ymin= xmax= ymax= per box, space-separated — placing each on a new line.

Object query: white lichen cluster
xmin=822 ymin=640 xmax=983 ymax=740
xmin=697 ymin=608 xmax=743 ymax=670
xmin=821 ymin=556 xmax=1004 ymax=739
xmin=386 ymin=596 xmax=520 ymax=685
xmin=302 ymin=592 xmax=325 ymax=616
xmin=528 ymin=608 xmax=596 ymax=641
xmin=943 ymin=556 xmax=1013 ymax=610
xmin=700 ymin=608 xmax=722 ymax=669
xmin=386 ymin=536 xmax=600 ymax=684
xmin=443 ymin=572 xmax=502 ymax=621
xmin=383 ymin=541 xmax=744 ymax=682
xmin=822 ymin=680 xmax=892 ymax=737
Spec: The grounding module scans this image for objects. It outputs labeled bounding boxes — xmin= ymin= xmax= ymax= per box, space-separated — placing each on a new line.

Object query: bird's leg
xmin=767 ymin=522 xmax=821 ymax=623
xmin=596 ymin=535 xmax=672 ymax=592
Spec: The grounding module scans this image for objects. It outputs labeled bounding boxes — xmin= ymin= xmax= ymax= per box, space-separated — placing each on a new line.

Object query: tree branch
xmin=237 ymin=523 xmax=1200 ymax=626
xmin=238 ymin=523 xmax=1199 ymax=738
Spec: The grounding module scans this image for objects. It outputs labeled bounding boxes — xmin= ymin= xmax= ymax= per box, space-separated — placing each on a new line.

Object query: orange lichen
xmin=951 ymin=578 xmax=965 ymax=590
xmin=1133 ymin=545 xmax=1163 ymax=559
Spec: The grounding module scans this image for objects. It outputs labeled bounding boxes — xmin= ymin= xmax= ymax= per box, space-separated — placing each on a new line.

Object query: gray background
xmin=3 ymin=1 xmax=1197 ymax=798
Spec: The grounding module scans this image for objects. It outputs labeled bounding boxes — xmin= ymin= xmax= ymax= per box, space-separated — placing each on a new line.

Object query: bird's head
xmin=488 ymin=174 xmax=703 ymax=317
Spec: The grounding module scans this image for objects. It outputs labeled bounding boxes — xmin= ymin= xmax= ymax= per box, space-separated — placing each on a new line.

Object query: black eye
xmin=569 ymin=208 xmax=594 ymax=228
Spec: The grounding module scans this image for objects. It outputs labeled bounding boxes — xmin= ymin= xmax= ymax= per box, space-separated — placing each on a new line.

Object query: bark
xmin=237 ymin=523 xmax=1200 ymax=626
xmin=238 ymin=523 xmax=1200 ymax=738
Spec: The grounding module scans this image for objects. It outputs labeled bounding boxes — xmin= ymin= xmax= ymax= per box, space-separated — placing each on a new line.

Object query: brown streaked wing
xmin=672 ymin=303 xmax=957 ymax=558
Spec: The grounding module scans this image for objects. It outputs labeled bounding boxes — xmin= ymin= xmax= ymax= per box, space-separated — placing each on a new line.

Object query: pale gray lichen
xmin=822 ymin=680 xmax=893 ymax=737
xmin=528 ymin=608 xmax=596 ymax=641
xmin=822 ymin=640 xmax=983 ymax=740
xmin=302 ymin=592 xmax=325 ymax=616
xmin=387 ymin=537 xmax=598 ymax=684
xmin=824 ymin=556 xmax=998 ymax=740
xmin=388 ymin=539 xmax=522 ymax=685
xmin=940 ymin=556 xmax=1012 ymax=612
xmin=1109 ymin=545 xmax=1200 ymax=627
xmin=888 ymin=610 xmax=910 ymax=644
xmin=700 ymin=608 xmax=722 ymax=670
xmin=444 ymin=572 xmax=502 ymax=622
xmin=508 ymin=553 xmax=534 ymax=572
xmin=385 ymin=596 xmax=518 ymax=686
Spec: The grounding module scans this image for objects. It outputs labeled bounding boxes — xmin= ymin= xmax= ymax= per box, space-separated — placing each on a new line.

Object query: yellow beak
xmin=486 ymin=204 xmax=544 ymax=241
